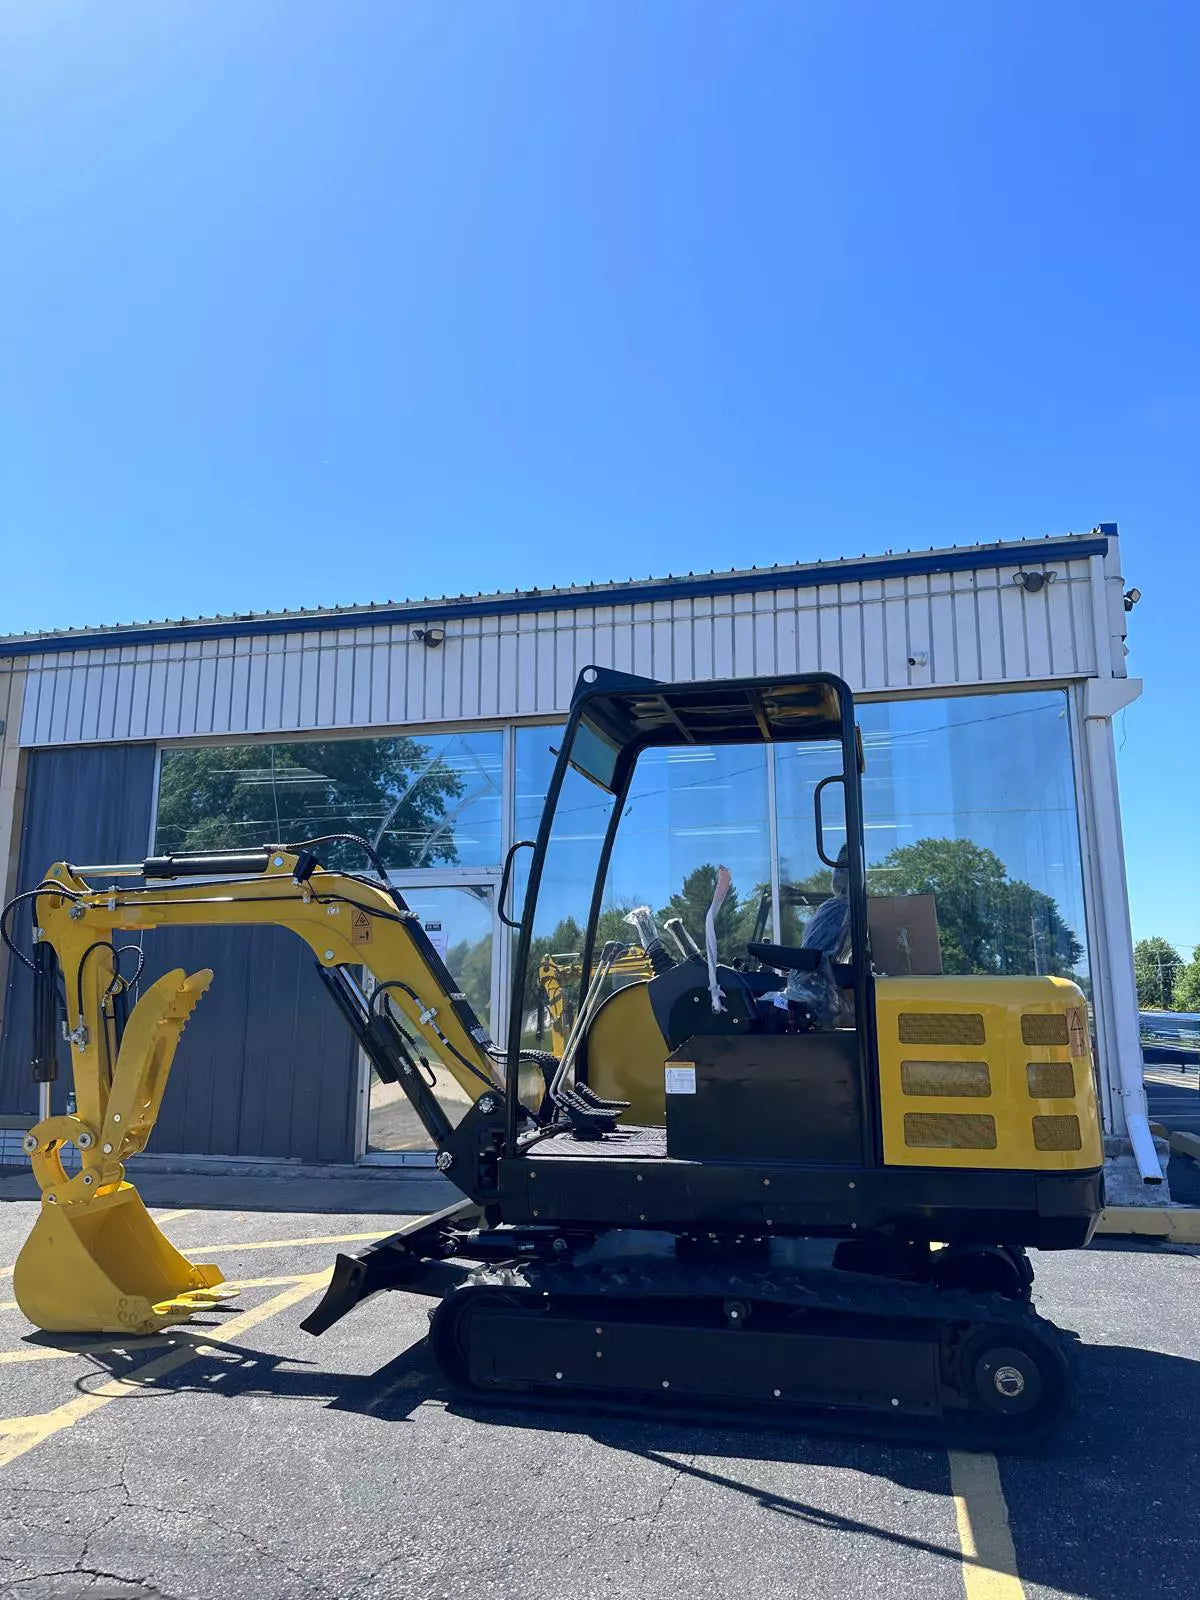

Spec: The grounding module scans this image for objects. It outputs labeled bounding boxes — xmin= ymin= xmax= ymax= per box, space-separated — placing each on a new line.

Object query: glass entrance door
xmin=362 ymin=878 xmax=501 ymax=1158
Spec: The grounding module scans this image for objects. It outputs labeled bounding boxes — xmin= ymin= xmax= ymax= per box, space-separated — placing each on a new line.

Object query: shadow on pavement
xmin=23 ymin=1316 xmax=1200 ymax=1600
xmin=1001 ymin=1339 xmax=1200 ymax=1600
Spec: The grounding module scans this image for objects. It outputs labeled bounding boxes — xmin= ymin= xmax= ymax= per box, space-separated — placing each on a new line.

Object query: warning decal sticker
xmin=1068 ymin=1008 xmax=1087 ymax=1057
xmin=351 ymin=910 xmax=373 ymax=945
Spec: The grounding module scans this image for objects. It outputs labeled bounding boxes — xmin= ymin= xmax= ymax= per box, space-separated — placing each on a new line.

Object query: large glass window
xmin=155 ymin=731 xmax=504 ymax=870
xmin=513 ymin=727 xmax=772 ymax=1056
xmin=513 ymin=724 xmax=616 ymax=1053
xmin=854 ymin=692 xmax=1089 ymax=984
xmin=773 ymin=738 xmax=853 ymax=955
xmin=605 ymin=744 xmax=771 ymax=962
xmin=515 ymin=732 xmax=772 ymax=956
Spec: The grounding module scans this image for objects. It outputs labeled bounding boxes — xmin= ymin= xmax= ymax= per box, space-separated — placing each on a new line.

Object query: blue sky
xmin=1 ymin=2 xmax=1197 ymax=951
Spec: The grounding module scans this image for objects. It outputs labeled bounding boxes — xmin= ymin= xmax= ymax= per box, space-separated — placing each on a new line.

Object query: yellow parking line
xmin=153 ymin=1208 xmax=199 ymax=1224
xmin=0 ymin=1273 xmax=327 ymax=1469
xmin=185 ymin=1230 xmax=391 ymax=1254
xmin=949 ymin=1450 xmax=1024 ymax=1600
xmin=221 ymin=1273 xmax=326 ymax=1291
xmin=0 ymin=1337 xmax=176 ymax=1366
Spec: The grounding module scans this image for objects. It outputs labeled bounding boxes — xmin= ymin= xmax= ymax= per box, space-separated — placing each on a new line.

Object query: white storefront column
xmin=1079 ymin=675 xmax=1162 ymax=1184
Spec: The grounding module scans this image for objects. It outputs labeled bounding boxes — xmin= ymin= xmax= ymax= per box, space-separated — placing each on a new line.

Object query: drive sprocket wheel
xmin=957 ymin=1322 xmax=1071 ymax=1439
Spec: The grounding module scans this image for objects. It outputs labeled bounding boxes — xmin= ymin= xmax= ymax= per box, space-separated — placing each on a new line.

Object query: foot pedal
xmin=572 ymin=1084 xmax=632 ymax=1115
xmin=560 ymin=1091 xmax=619 ymax=1140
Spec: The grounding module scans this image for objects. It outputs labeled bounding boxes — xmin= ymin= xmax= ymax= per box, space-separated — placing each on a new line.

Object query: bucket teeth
xmin=173 ymin=1287 xmax=240 ymax=1305
xmin=152 ymin=1292 xmax=233 ymax=1316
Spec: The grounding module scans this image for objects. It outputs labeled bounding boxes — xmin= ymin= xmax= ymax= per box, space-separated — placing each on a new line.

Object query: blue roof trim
xmin=1 ymin=534 xmax=1110 ymax=659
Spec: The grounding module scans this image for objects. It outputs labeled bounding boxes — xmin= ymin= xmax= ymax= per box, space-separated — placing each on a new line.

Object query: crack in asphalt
xmin=7 ymin=1564 xmax=154 ymax=1593
xmin=339 ymin=1454 xmax=698 ymax=1598
xmin=7 ymin=1457 xmax=336 ymax=1600
xmin=643 ymin=1456 xmax=689 ymax=1531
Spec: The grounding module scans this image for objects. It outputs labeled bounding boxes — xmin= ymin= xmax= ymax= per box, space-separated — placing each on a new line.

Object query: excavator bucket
xmin=13 ymin=1183 xmax=230 ymax=1335
xmin=14 ymin=966 xmax=236 ymax=1335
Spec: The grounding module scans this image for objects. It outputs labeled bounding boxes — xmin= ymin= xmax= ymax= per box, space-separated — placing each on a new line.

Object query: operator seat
xmin=746 ymin=848 xmax=852 ymax=978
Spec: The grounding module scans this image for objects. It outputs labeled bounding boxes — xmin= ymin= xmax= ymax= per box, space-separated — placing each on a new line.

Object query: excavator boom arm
xmin=35 ymin=851 xmax=501 ymax=1134
xmin=9 ymin=848 xmax=508 ymax=1335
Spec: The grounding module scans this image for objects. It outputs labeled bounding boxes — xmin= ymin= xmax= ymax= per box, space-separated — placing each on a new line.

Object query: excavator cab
xmin=5 ymin=665 xmax=1106 ymax=1443
xmin=504 ymin=669 xmax=871 ymax=1138
xmin=510 ymin=669 xmax=868 ymax=1134
xmin=495 ymin=669 xmax=1102 ymax=1239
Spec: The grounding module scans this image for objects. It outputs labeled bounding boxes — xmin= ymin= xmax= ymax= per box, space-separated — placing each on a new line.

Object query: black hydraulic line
xmin=109 ymin=980 xmax=129 ymax=1077
xmin=286 ymin=833 xmax=390 ymax=884
xmin=112 ymin=945 xmax=145 ymax=995
xmin=76 ymin=941 xmax=118 ymax=1018
xmin=1 ymin=880 xmax=86 ymax=973
xmin=73 ymin=941 xmax=123 ymax=1091
xmin=369 ymin=980 xmax=497 ymax=1090
xmin=317 ymin=965 xmax=456 ymax=1149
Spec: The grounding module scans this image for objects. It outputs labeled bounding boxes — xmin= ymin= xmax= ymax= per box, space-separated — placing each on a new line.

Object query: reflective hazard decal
xmin=352 ymin=910 xmax=373 ymax=945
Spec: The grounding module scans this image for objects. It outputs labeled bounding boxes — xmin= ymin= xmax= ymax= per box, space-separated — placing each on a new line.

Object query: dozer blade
xmin=13 ymin=1181 xmax=230 ymax=1335
xmin=15 ymin=966 xmax=235 ymax=1336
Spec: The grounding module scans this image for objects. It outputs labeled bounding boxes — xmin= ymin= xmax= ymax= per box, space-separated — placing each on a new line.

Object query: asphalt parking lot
xmin=1 ymin=1200 xmax=1198 ymax=1600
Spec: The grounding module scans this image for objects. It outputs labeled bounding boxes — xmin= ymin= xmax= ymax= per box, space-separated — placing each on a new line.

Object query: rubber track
xmin=428 ymin=1257 xmax=1076 ymax=1451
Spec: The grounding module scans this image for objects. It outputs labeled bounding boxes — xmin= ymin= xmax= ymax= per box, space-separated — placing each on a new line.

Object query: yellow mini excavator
xmin=2 ymin=668 xmax=1105 ymax=1445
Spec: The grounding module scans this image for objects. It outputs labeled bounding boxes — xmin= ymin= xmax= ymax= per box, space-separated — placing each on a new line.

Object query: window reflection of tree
xmin=155 ymin=735 xmax=503 ymax=870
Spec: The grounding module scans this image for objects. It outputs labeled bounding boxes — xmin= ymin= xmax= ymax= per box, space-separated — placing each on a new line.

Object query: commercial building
xmin=0 ymin=526 xmax=1154 ymax=1177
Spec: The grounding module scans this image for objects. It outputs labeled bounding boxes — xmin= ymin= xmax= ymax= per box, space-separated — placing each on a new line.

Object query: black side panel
xmin=664 ymin=1033 xmax=863 ymax=1163
xmin=144 ymin=928 xmax=357 ymax=1163
xmin=0 ymin=745 xmax=157 ymax=1116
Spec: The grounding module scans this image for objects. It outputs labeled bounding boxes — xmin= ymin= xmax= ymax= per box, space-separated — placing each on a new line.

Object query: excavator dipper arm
xmin=10 ymin=847 xmax=510 ymax=1335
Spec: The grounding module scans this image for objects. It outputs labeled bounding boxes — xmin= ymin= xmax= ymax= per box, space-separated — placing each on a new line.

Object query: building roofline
xmin=0 ymin=528 xmax=1114 ymax=660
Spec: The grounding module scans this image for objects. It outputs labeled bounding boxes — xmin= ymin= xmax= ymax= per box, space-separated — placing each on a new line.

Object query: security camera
xmin=1014 ymin=570 xmax=1056 ymax=595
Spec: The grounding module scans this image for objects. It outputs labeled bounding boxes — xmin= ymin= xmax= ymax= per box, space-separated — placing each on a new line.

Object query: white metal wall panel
xmin=13 ymin=555 xmax=1105 ymax=746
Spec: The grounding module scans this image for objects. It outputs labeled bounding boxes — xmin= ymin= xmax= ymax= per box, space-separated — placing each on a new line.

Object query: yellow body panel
xmin=874 ymin=975 xmax=1103 ymax=1172
xmin=585 ymin=981 xmax=669 ymax=1124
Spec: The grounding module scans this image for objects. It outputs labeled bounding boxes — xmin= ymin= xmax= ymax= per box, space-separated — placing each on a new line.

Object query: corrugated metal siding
xmin=0 ymin=745 xmax=358 ymax=1160
xmin=16 ymin=558 xmax=1103 ymax=745
xmin=144 ymin=927 xmax=357 ymax=1163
